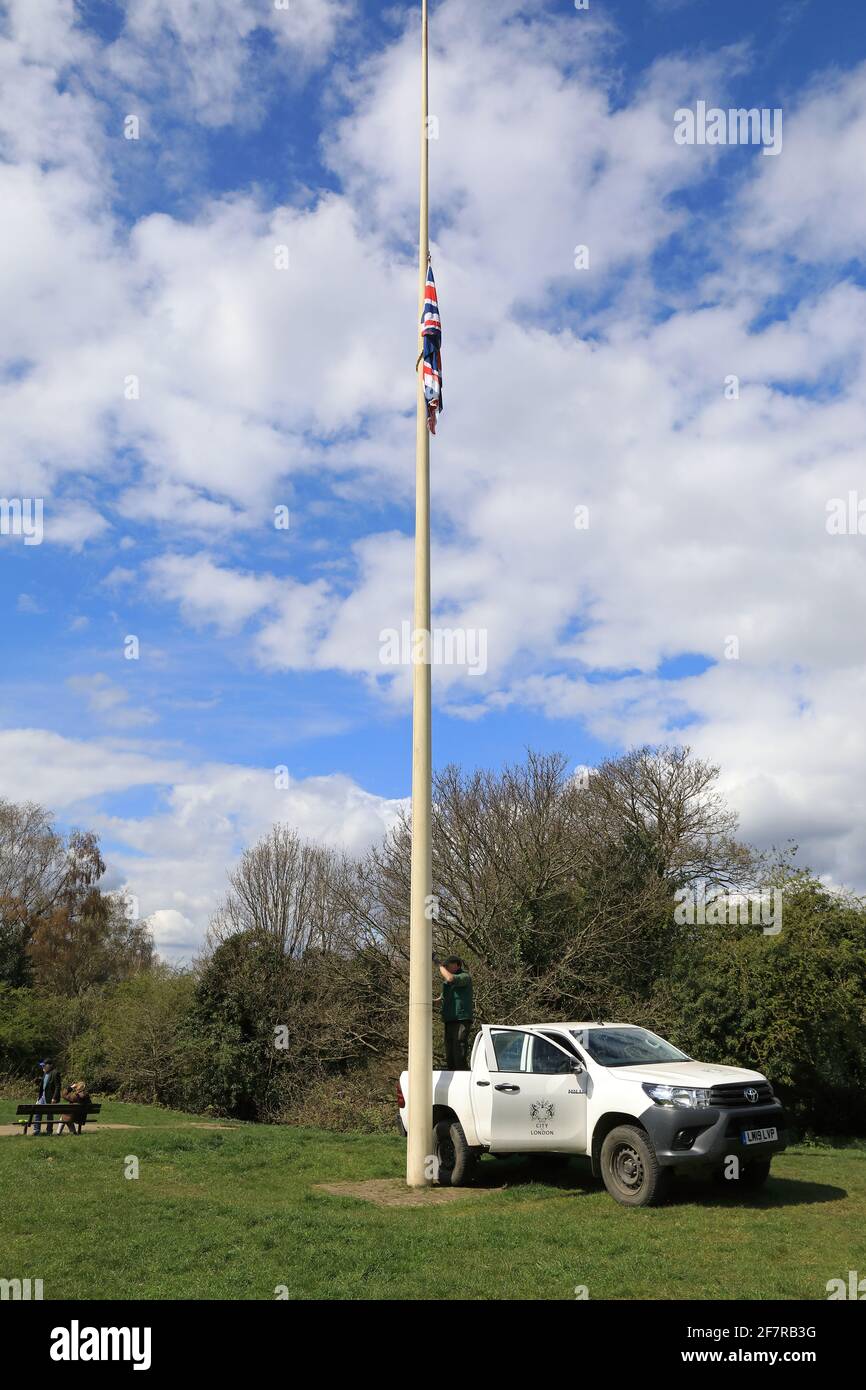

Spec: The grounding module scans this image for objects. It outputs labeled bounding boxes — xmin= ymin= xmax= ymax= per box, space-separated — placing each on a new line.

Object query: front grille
xmin=709 ymin=1081 xmax=774 ymax=1108
xmin=725 ymin=1115 xmax=780 ymax=1136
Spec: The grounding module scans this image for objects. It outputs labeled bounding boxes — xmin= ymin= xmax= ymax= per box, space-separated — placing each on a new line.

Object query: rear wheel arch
xmin=432 ymin=1104 xmax=460 ymax=1128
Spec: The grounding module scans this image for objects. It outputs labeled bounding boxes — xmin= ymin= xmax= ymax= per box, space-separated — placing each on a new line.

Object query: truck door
xmin=467 ymin=1031 xmax=493 ymax=1144
xmin=486 ymin=1028 xmax=587 ymax=1153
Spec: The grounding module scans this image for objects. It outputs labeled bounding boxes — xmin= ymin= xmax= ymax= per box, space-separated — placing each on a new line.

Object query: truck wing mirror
xmin=572 ymin=1060 xmax=584 ymax=1075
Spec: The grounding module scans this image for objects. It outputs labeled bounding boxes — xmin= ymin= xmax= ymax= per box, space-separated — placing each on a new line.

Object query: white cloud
xmin=5 ymin=0 xmax=866 ymax=903
xmin=106 ymin=0 xmax=354 ymax=127
xmin=144 ymin=908 xmax=200 ymax=959
xmin=115 ymin=481 xmax=247 ymax=534
xmin=16 ymin=593 xmax=44 ymax=614
xmin=67 ymin=674 xmax=157 ymax=730
xmin=102 ymin=567 xmax=137 ymax=590
xmin=0 ymin=729 xmax=184 ymax=806
xmin=44 ymin=500 xmax=110 ymax=549
xmin=148 ymin=552 xmax=282 ymax=634
xmin=739 ymin=62 xmax=866 ymax=262
xmin=0 ymin=726 xmax=403 ymax=960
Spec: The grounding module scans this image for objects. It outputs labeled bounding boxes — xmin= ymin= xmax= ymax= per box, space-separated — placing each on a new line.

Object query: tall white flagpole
xmin=406 ymin=0 xmax=433 ymax=1188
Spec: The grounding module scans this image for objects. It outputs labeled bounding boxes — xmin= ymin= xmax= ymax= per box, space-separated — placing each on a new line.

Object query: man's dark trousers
xmin=444 ymin=1020 xmax=472 ymax=1070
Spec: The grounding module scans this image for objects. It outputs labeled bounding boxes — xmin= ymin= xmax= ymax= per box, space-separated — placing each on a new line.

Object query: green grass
xmin=1 ymin=1102 xmax=864 ymax=1300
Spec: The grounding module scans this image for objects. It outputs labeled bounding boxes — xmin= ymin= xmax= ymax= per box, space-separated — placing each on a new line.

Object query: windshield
xmin=570 ymin=1027 xmax=690 ymax=1068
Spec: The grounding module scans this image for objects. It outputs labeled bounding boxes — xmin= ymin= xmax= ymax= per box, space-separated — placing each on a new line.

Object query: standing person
xmin=40 ymin=1060 xmax=62 ymax=1135
xmin=436 ymin=956 xmax=474 ymax=1070
xmin=31 ymin=1060 xmax=48 ymax=1136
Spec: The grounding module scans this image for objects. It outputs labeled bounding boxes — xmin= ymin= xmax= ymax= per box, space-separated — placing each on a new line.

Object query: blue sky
xmin=3 ymin=0 xmax=866 ymax=957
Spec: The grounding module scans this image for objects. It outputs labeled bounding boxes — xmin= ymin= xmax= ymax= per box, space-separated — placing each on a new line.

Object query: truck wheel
xmin=740 ymin=1159 xmax=772 ymax=1190
xmin=600 ymin=1125 xmax=671 ymax=1207
xmin=434 ymin=1118 xmax=476 ymax=1186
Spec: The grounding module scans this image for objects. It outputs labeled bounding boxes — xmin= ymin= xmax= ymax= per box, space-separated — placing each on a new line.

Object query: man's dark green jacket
xmin=441 ymin=971 xmax=473 ymax=1022
xmin=42 ymin=1069 xmax=62 ymax=1103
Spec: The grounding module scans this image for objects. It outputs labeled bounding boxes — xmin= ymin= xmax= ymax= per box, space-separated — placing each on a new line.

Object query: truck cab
xmin=398 ymin=1021 xmax=787 ymax=1206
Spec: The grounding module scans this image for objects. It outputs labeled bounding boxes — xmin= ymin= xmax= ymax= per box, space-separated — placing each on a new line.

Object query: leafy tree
xmin=647 ymin=873 xmax=866 ymax=1132
xmin=101 ymin=968 xmax=198 ymax=1107
xmin=29 ymin=880 xmax=153 ymax=997
xmin=0 ymin=985 xmax=60 ymax=1074
xmin=0 ymin=799 xmax=153 ymax=994
xmin=192 ymin=931 xmax=296 ymax=1119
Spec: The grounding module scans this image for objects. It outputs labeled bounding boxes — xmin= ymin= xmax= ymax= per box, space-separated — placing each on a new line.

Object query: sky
xmin=3 ymin=0 xmax=866 ymax=961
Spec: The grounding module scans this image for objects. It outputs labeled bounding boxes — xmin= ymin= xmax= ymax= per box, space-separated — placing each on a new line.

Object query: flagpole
xmin=406 ymin=0 xmax=433 ymax=1188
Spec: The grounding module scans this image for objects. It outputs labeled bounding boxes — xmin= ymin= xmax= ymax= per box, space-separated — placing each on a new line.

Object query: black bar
xmin=3 ymin=1295 xmax=861 ymax=1373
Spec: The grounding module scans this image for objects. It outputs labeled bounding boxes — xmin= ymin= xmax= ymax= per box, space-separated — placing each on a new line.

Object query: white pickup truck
xmin=398 ymin=1022 xmax=787 ymax=1206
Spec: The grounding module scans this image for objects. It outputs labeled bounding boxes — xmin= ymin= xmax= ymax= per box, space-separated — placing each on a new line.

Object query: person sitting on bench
xmin=57 ymin=1081 xmax=90 ymax=1135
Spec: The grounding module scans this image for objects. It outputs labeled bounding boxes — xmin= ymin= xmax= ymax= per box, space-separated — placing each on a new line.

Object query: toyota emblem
xmin=745 ymin=1087 xmax=759 ymax=1103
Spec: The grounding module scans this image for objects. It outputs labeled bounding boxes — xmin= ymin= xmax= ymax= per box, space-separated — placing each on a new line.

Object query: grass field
xmin=1 ymin=1099 xmax=863 ymax=1300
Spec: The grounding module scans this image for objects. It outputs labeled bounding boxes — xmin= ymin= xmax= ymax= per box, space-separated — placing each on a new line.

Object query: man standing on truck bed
xmin=437 ymin=956 xmax=474 ymax=1069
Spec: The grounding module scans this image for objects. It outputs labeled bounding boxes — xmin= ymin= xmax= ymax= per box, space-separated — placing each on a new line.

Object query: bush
xmin=275 ymin=1065 xmax=399 ymax=1134
xmin=100 ymin=968 xmax=199 ymax=1108
xmin=647 ymin=878 xmax=866 ymax=1135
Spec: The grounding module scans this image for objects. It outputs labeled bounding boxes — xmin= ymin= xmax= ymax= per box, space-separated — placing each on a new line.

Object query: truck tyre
xmin=434 ymin=1118 xmax=476 ymax=1186
xmin=740 ymin=1159 xmax=772 ymax=1190
xmin=600 ymin=1125 xmax=671 ymax=1207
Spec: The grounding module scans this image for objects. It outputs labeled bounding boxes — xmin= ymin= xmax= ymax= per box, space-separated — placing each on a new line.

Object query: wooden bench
xmin=16 ymin=1103 xmax=101 ymax=1135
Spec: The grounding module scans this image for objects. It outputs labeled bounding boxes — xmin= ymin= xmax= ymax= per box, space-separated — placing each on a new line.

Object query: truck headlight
xmin=642 ymin=1082 xmax=711 ymax=1109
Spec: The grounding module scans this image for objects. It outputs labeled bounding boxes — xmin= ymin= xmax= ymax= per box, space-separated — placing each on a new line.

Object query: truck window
xmin=571 ymin=1026 xmax=690 ymax=1067
xmin=529 ymin=1036 xmax=574 ymax=1075
xmin=540 ymin=1030 xmax=584 ymax=1062
xmin=490 ymin=1030 xmax=527 ymax=1072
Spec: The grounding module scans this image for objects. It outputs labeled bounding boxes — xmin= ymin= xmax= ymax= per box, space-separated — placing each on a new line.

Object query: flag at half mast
xmin=420 ymin=261 xmax=443 ymax=434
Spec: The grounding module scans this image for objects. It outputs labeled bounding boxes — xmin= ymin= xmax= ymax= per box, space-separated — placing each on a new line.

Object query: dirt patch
xmin=0 ymin=1123 xmax=143 ymax=1137
xmin=0 ymin=1121 xmax=238 ymax=1138
xmin=184 ymin=1123 xmax=239 ymax=1130
xmin=313 ymin=1178 xmax=504 ymax=1208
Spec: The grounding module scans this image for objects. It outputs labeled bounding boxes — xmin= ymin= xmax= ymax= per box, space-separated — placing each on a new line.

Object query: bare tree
xmin=194 ymin=748 xmax=756 ymax=1116
xmin=207 ymin=825 xmax=332 ymax=956
xmin=579 ymin=745 xmax=754 ymax=890
xmin=0 ymin=799 xmax=65 ymax=924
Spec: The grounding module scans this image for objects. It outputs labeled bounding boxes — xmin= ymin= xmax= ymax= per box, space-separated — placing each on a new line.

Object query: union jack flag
xmin=420 ymin=261 xmax=443 ymax=434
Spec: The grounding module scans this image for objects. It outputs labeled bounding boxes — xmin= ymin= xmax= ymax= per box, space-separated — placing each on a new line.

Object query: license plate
xmin=741 ymin=1126 xmax=778 ymax=1145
